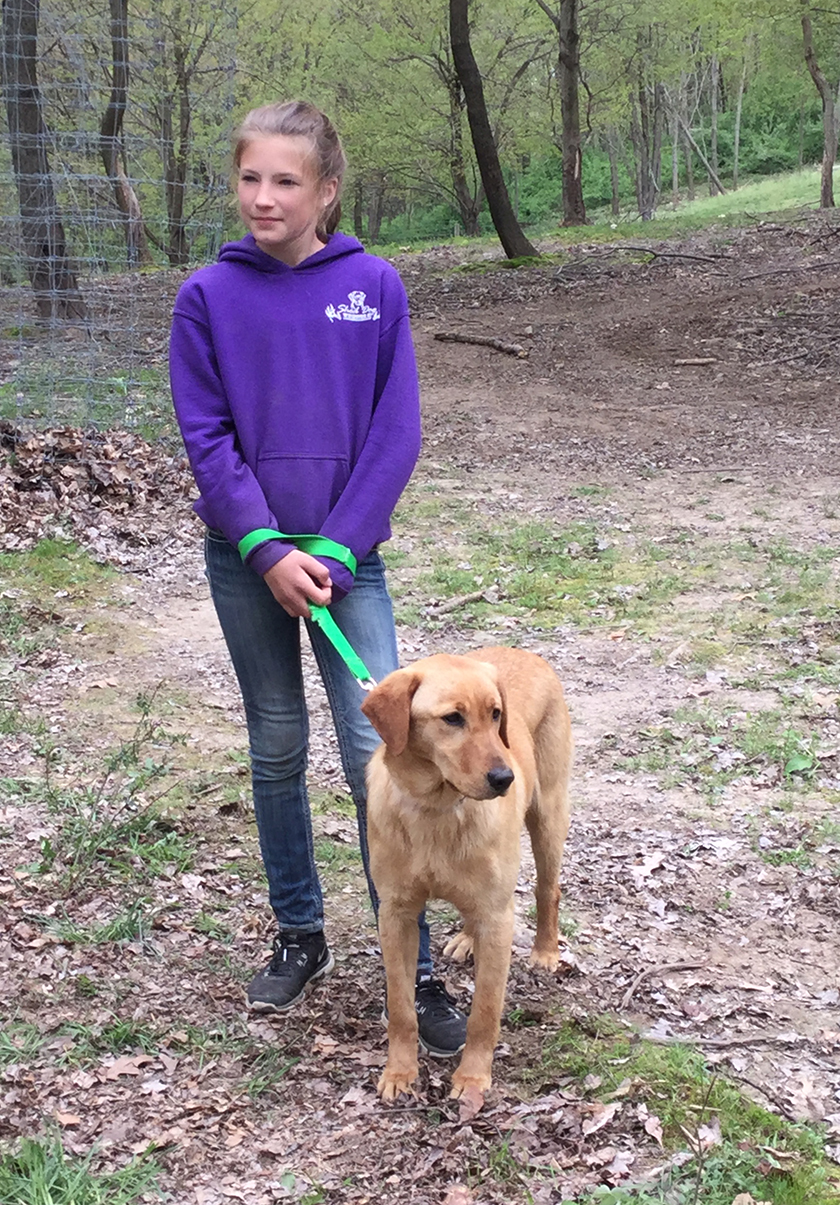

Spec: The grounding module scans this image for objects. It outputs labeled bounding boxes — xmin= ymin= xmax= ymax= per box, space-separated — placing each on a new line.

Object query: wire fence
xmin=0 ymin=2 xmax=237 ymax=439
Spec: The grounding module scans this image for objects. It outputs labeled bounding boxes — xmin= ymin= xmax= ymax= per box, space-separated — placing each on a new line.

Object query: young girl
xmin=169 ymin=100 xmax=465 ymax=1056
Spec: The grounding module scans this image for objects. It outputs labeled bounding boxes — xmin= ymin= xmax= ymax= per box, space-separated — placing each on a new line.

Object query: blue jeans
xmin=205 ymin=531 xmax=433 ymax=975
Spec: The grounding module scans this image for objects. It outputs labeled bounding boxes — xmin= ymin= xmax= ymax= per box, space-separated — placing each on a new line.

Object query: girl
xmin=169 ymin=100 xmax=465 ymax=1057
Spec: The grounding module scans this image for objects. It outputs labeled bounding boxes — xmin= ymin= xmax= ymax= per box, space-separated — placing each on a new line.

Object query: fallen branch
xmin=646 ymin=1032 xmax=816 ymax=1051
xmin=610 ymin=245 xmax=732 ymax=264
xmin=738 ymin=259 xmax=840 ymax=284
xmin=429 ymin=590 xmax=489 ymax=616
xmin=621 ymin=961 xmax=705 ymax=1009
xmin=434 ymin=332 xmax=528 ymax=358
xmin=674 ymin=357 xmax=718 ymax=366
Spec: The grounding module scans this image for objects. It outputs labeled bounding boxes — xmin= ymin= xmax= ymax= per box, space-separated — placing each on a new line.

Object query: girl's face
xmin=237 ymin=134 xmax=338 ymax=266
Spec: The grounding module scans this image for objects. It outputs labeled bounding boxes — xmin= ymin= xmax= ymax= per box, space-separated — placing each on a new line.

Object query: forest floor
xmin=1 ymin=214 xmax=840 ymax=1204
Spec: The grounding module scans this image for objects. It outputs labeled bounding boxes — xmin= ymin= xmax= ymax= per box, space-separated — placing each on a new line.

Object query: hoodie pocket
xmin=256 ymin=453 xmax=350 ymax=533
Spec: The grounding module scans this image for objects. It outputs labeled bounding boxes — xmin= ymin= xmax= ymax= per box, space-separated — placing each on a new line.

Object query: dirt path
xmin=2 ymin=219 xmax=840 ymax=1202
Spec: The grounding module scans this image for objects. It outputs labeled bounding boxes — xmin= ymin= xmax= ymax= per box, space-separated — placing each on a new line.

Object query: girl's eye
xmin=492 ymin=708 xmax=502 ymax=722
xmin=442 ymin=712 xmax=465 ymax=727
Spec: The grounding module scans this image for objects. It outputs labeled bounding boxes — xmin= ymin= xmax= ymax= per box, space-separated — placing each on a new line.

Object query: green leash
xmin=237 ymin=528 xmax=376 ymax=690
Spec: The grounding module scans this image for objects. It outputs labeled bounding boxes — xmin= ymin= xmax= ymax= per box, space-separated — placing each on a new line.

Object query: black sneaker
xmin=415 ymin=974 xmax=467 ymax=1058
xmin=247 ymin=930 xmax=334 ymax=1013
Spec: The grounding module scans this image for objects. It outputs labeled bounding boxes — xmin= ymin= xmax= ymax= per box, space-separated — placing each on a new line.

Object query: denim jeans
xmin=205 ymin=531 xmax=433 ymax=975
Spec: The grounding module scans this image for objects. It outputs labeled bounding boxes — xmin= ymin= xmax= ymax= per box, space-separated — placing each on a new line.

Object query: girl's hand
xmin=263 ymin=551 xmax=332 ymax=617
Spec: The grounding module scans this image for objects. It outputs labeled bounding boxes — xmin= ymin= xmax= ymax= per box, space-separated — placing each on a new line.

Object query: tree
xmin=535 ymin=0 xmax=586 ymax=225
xmin=1 ymin=0 xmax=86 ymax=318
xmin=449 ymin=0 xmax=538 ymax=257
xmin=801 ymin=0 xmax=837 ymax=207
xmin=99 ymin=0 xmax=152 ymax=267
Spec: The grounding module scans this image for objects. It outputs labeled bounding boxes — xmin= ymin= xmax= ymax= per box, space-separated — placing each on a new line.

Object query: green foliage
xmin=0 ymin=1133 xmax=161 ymax=1205
xmin=540 ymin=1024 xmax=836 ymax=1205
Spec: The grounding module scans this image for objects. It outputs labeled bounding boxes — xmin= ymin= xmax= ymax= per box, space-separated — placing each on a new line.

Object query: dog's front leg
xmin=377 ymin=900 xmax=421 ymax=1101
xmin=450 ymin=904 xmax=514 ymax=1099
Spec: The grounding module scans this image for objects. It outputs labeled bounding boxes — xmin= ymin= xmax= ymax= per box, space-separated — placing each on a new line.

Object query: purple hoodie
xmin=169 ymin=231 xmax=421 ymax=598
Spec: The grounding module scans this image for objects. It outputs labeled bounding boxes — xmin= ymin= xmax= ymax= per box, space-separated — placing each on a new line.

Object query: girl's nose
xmin=254 ymin=182 xmax=274 ymax=207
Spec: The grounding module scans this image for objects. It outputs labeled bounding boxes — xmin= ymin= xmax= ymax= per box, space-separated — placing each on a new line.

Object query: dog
xmin=361 ymin=646 xmax=572 ymax=1102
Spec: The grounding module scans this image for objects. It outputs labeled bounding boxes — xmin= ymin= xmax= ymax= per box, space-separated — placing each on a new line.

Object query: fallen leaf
xmin=582 ymin=1100 xmax=622 ymax=1135
xmin=103 ymin=1054 xmax=153 ymax=1080
xmin=457 ymin=1084 xmax=485 ymax=1123
xmin=644 ymin=1113 xmax=664 ymax=1146
xmin=54 ymin=1110 xmax=81 ymax=1127
xmin=442 ymin=1187 xmax=474 ymax=1205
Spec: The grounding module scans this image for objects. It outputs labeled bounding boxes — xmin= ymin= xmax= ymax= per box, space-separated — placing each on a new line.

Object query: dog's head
xmin=361 ymin=653 xmax=514 ymax=800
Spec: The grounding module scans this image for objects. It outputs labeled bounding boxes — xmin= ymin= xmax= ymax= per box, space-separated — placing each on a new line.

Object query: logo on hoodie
xmin=325 ymin=291 xmax=380 ymax=324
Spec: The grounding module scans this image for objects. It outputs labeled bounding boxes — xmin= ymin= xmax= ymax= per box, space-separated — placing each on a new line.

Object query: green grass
xmin=390 ymin=481 xmax=840 ymax=642
xmin=552 ymin=164 xmax=836 ymax=245
xmin=21 ymin=691 xmax=193 ymax=890
xmin=0 ymin=1134 xmax=161 ymax=1205
xmin=533 ymin=1021 xmax=838 ymax=1205
xmin=40 ymin=900 xmax=156 ymax=946
xmin=0 ymin=363 xmax=175 ymax=441
xmin=614 ymin=704 xmax=825 ymax=797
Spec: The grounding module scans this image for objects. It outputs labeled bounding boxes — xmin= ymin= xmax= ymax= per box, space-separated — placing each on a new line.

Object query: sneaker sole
xmin=418 ymin=1034 xmax=466 ymax=1059
xmin=247 ymin=951 xmax=335 ymax=1014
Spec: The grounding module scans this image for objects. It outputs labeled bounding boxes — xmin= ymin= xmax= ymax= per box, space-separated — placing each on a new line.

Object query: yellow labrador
xmin=362 ymin=647 xmax=572 ymax=1101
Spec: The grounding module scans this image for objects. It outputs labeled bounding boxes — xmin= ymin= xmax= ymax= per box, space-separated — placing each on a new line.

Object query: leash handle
xmin=236 ymin=529 xmax=374 ymax=689
xmin=238 ymin=528 xmax=358 ymax=574
xmin=309 ymin=604 xmax=376 ymax=691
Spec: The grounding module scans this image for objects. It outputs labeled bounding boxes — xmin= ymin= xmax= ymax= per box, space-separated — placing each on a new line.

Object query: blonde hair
xmin=234 ymin=100 xmax=347 ymax=237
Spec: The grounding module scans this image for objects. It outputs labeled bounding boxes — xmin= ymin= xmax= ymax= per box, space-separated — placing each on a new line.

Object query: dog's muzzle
xmin=485 ymin=766 xmax=515 ymax=796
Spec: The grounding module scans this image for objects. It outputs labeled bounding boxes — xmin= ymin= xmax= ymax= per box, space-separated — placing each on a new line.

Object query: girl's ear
xmin=321 ymin=177 xmax=339 ymax=210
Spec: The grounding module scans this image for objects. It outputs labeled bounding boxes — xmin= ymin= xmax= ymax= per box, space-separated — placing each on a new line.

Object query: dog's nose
xmin=486 ymin=766 xmax=515 ymax=795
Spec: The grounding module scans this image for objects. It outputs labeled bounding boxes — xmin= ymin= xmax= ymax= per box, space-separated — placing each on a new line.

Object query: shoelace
xmin=416 ymin=978 xmax=460 ymax=1018
xmin=269 ymin=937 xmax=309 ymax=972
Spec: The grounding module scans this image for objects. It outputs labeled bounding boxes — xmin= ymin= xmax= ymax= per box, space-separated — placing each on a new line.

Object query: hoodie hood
xmin=217 ymin=230 xmax=366 ymax=273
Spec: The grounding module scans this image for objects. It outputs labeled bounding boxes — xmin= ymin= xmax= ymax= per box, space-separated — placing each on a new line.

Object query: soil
xmin=1 ymin=215 xmax=839 ymax=1204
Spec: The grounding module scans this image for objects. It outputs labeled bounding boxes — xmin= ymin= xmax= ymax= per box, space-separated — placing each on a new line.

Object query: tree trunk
xmin=1 ymin=0 xmax=86 ymax=319
xmin=733 ymin=56 xmax=747 ymax=190
xmin=353 ymin=178 xmax=364 ymax=241
xmin=607 ymin=129 xmax=621 ymax=217
xmin=445 ymin=72 xmax=482 ymax=235
xmin=367 ymin=171 xmax=386 ymax=244
xmin=671 ymin=112 xmax=680 ymax=203
xmin=557 ymin=0 xmax=585 ymax=224
xmin=535 ymin=0 xmax=586 ymax=226
xmin=449 ymin=0 xmax=538 ymax=258
xmin=681 ymin=76 xmax=696 ymax=200
xmin=802 ymin=2 xmax=836 ymax=208
xmin=671 ymin=105 xmax=726 ymax=194
xmin=100 ymin=0 xmax=152 ymax=267
xmin=709 ymin=54 xmax=721 ymax=196
xmin=632 ymin=73 xmax=664 ymax=220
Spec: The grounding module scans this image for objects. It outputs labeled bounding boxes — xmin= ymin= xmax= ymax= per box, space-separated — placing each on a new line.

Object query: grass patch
xmin=0 ymin=1133 xmax=161 ymax=1205
xmin=534 ymin=1020 xmax=837 ymax=1205
xmin=390 ymin=501 xmax=686 ymax=630
xmin=26 ymin=690 xmax=192 ymax=890
xmin=614 ymin=704 xmax=825 ymax=796
xmin=0 ymin=361 xmax=175 ymax=442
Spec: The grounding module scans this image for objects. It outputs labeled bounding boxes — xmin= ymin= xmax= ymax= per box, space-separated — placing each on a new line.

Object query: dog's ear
xmin=496 ymin=677 xmax=510 ymax=748
xmin=361 ymin=668 xmax=421 ymax=755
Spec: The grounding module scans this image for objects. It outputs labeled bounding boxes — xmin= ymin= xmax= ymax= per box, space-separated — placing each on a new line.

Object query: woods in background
xmin=1 ymin=0 xmax=838 ymax=288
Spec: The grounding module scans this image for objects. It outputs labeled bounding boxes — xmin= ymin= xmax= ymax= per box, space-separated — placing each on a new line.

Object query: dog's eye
xmin=492 ymin=708 xmax=502 ymax=722
xmin=442 ymin=712 xmax=465 ymax=727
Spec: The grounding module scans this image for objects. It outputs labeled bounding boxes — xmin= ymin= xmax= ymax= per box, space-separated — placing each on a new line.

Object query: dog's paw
xmin=527 ymin=945 xmax=560 ymax=971
xmin=443 ymin=930 xmax=474 ymax=963
xmin=377 ymin=1066 xmax=419 ymax=1102
xmin=450 ymin=1072 xmax=491 ymax=1101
